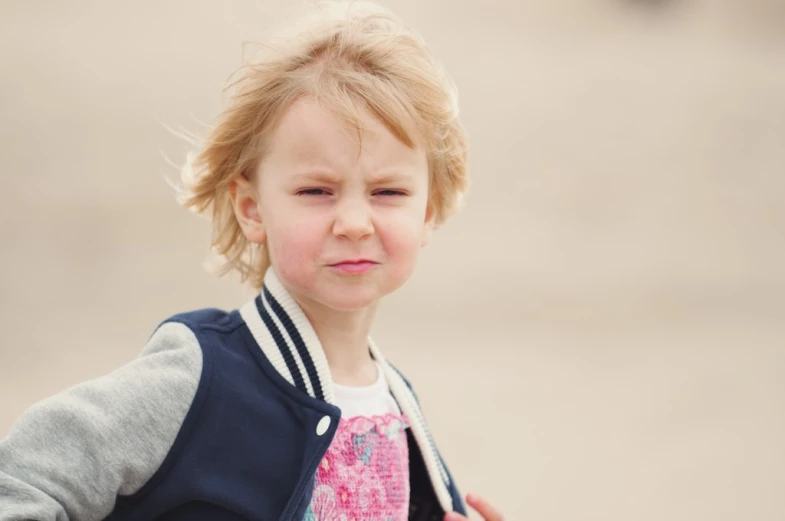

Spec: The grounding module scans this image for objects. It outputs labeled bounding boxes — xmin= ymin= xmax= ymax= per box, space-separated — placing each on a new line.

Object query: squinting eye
xmin=297 ymin=188 xmax=329 ymax=196
xmin=374 ymin=190 xmax=406 ymax=196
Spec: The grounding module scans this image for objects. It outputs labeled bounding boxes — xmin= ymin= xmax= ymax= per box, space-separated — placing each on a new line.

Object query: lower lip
xmin=329 ymin=261 xmax=378 ymax=274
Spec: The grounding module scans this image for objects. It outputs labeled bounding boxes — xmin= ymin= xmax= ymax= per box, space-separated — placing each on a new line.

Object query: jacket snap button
xmin=316 ymin=415 xmax=331 ymax=436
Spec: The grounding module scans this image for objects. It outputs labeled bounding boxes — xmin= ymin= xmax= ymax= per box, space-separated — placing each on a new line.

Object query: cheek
xmin=379 ymin=215 xmax=425 ymax=266
xmin=265 ymin=215 xmax=324 ymax=273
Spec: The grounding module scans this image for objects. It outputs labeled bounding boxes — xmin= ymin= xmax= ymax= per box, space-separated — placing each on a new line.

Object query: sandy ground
xmin=1 ymin=1 xmax=784 ymax=519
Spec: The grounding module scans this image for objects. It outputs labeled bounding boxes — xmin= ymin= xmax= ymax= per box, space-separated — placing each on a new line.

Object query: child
xmin=0 ymin=2 xmax=503 ymax=520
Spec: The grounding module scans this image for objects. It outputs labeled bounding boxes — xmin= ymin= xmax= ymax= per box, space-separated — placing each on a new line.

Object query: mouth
xmin=328 ymin=259 xmax=379 ymax=274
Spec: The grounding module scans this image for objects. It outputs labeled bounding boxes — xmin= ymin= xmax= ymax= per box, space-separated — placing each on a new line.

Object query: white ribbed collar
xmin=239 ymin=267 xmax=454 ymax=512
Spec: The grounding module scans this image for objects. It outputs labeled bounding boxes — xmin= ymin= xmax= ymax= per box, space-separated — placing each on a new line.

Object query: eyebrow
xmin=290 ymin=172 xmax=341 ymax=185
xmin=290 ymin=170 xmax=414 ymax=184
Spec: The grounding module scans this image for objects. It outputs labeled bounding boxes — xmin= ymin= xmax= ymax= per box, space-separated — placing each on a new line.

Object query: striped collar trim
xmin=239 ymin=268 xmax=334 ymax=404
xmin=239 ymin=267 xmax=454 ymax=513
xmin=369 ymin=339 xmax=454 ymax=512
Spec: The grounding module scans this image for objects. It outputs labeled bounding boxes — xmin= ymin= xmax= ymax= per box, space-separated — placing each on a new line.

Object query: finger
xmin=466 ymin=493 xmax=504 ymax=521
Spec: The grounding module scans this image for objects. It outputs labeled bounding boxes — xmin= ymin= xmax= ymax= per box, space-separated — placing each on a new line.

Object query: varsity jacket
xmin=0 ymin=269 xmax=465 ymax=521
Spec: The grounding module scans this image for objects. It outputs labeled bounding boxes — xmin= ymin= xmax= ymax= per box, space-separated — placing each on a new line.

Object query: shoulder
xmin=382 ymin=360 xmax=422 ymax=402
xmin=386 ymin=361 xmax=411 ymax=386
xmin=161 ymin=307 xmax=245 ymax=337
xmin=132 ymin=307 xmax=246 ymax=400
xmin=147 ymin=307 xmax=244 ymax=362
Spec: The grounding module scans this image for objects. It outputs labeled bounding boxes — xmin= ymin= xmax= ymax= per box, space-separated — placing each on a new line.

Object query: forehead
xmin=260 ymin=97 xmax=427 ymax=176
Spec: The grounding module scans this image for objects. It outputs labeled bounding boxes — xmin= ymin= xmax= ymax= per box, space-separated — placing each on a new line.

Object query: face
xmin=233 ymin=97 xmax=433 ymax=312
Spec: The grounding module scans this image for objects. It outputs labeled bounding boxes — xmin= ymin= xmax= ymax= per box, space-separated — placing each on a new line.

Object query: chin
xmin=317 ymin=286 xmax=384 ymax=312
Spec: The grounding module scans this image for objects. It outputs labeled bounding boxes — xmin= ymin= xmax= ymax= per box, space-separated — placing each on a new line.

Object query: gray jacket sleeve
xmin=0 ymin=321 xmax=202 ymax=521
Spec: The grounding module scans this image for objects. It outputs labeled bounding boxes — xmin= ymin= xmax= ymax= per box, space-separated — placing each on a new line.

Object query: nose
xmin=332 ymin=198 xmax=374 ymax=240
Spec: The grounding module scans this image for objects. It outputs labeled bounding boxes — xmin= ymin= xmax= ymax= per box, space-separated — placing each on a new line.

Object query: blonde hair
xmin=178 ymin=1 xmax=469 ymax=289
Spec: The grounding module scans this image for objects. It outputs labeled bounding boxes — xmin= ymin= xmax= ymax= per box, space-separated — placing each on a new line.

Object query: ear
xmin=228 ymin=175 xmax=266 ymax=244
xmin=421 ymin=204 xmax=436 ymax=247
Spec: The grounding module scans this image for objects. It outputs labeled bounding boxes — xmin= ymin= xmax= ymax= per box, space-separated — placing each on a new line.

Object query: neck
xmin=294 ymin=295 xmax=379 ymax=387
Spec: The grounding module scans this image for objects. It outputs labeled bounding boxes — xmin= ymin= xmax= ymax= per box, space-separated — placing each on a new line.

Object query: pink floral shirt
xmin=305 ymin=364 xmax=410 ymax=521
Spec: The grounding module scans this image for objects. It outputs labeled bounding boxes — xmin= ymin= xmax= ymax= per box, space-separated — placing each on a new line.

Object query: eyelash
xmin=297 ymin=188 xmax=329 ymax=196
xmin=296 ymin=189 xmax=407 ymax=197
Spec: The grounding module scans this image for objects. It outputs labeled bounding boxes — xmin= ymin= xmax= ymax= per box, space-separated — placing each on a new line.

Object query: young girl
xmin=0 ymin=3 xmax=503 ymax=520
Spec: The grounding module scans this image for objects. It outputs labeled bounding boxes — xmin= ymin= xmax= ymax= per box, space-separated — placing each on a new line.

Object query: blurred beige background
xmin=1 ymin=1 xmax=784 ymax=520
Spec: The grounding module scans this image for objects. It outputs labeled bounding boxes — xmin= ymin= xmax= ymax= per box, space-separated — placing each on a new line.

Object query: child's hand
xmin=444 ymin=493 xmax=504 ymax=521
